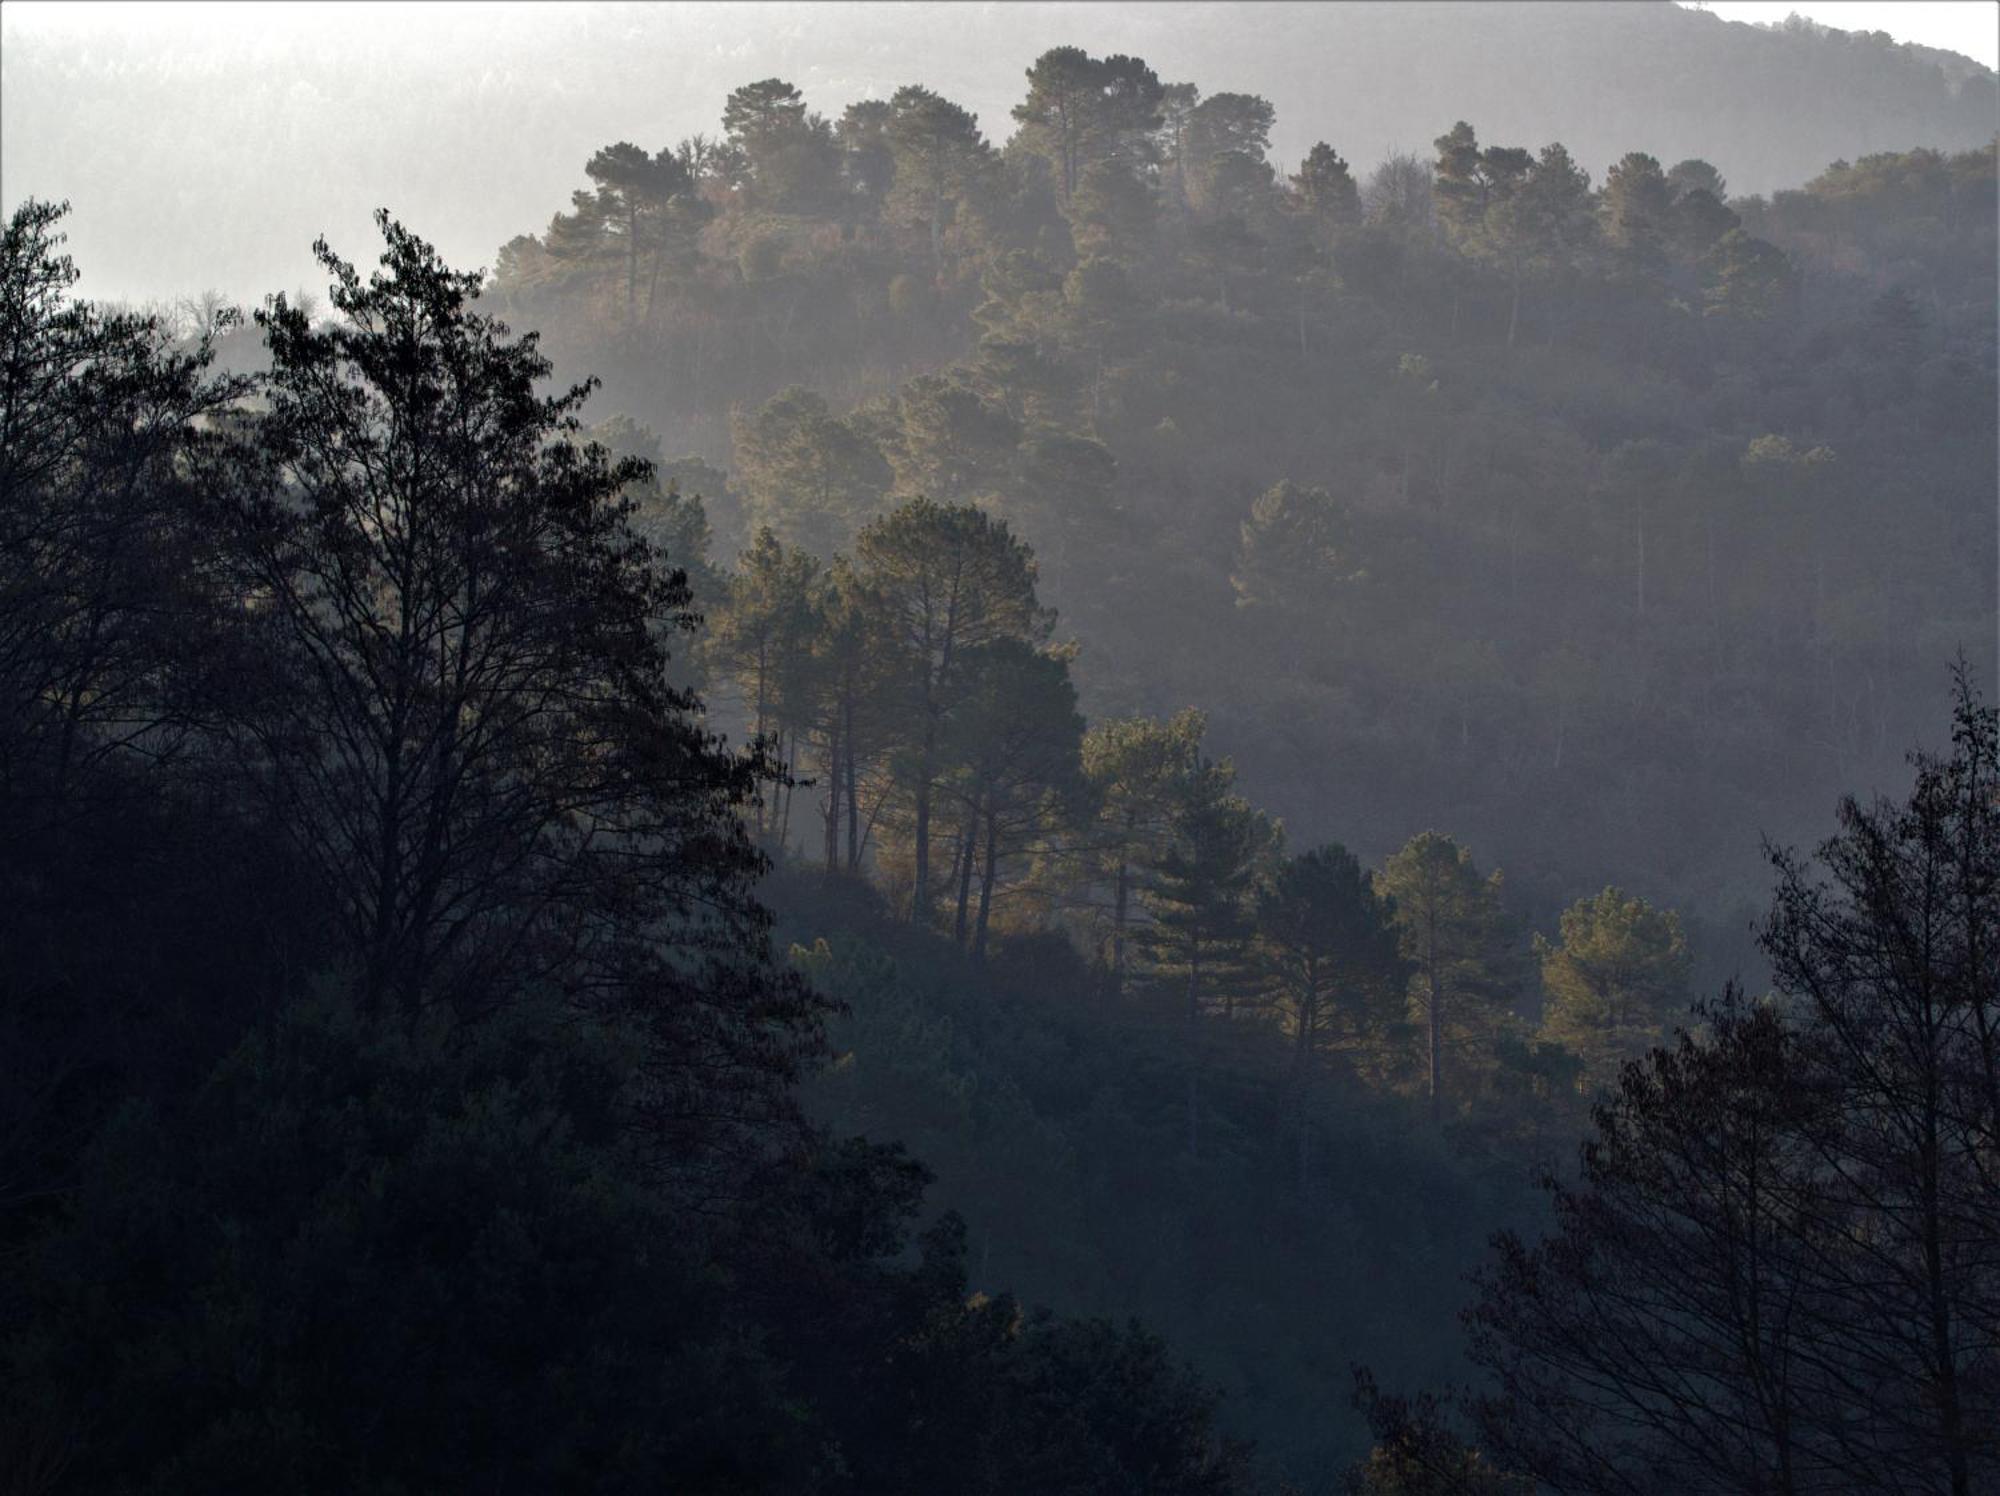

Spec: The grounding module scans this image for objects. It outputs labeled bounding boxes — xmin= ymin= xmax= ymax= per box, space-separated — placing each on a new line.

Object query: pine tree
xmin=1535 ymin=886 xmax=1692 ymax=1089
xmin=1140 ymin=751 xmax=1273 ymax=1023
xmin=1379 ymin=832 xmax=1521 ymax=1123
xmin=1256 ymin=844 xmax=1406 ymax=1078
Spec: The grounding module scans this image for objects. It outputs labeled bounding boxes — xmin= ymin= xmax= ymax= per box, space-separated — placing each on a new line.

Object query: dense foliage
xmin=2 ymin=25 xmax=1995 ymax=1494
xmin=479 ymin=52 xmax=1994 ymax=953
xmin=0 ymin=201 xmax=1252 ymax=1493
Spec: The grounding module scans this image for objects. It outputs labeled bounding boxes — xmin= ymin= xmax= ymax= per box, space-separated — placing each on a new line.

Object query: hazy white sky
xmin=1678 ymin=1 xmax=1998 ymax=66
xmin=7 ymin=1 xmax=1993 ymax=64
xmin=11 ymin=1 xmax=1984 ymax=63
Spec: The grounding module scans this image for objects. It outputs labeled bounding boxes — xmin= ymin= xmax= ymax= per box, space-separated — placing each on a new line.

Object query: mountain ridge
xmin=4 ymin=0 xmax=1992 ymax=306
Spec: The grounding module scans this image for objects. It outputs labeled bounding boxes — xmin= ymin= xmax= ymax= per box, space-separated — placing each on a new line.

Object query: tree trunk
xmin=844 ymin=697 xmax=861 ymax=871
xmin=1110 ymin=857 xmax=1130 ymax=995
xmin=777 ymin=729 xmax=796 ymax=852
xmin=911 ymin=715 xmax=936 ymax=920
xmin=1293 ymin=972 xmax=1317 ymax=1077
xmin=363 ymin=659 xmax=415 ymax=1014
xmin=752 ymin=642 xmax=769 ymax=837
xmin=823 ymin=721 xmax=841 ymax=873
xmin=365 ymin=772 xmax=405 ymax=1015
xmin=626 ymin=207 xmax=639 ymax=323
xmin=1427 ymin=903 xmax=1444 ymax=1125
xmin=1920 ymin=1092 xmax=1971 ymax=1495
xmin=952 ymin=810 xmax=977 ymax=947
xmin=973 ymin=803 xmax=999 ymax=961
xmin=645 ymin=241 xmax=666 ymax=327
xmin=1635 ymin=489 xmax=1647 ymax=620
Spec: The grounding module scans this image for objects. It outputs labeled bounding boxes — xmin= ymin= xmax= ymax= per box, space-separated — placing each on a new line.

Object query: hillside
xmin=466 ymin=49 xmax=1996 ymax=954
xmin=5 ymin=11 xmax=1997 ymax=1491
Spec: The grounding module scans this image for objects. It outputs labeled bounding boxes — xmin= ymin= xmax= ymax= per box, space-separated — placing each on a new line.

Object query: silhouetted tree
xmin=1759 ymin=671 xmax=2000 ymax=1493
xmin=210 ymin=215 xmax=818 ymax=1179
xmin=1257 ymin=844 xmax=1406 ymax=1079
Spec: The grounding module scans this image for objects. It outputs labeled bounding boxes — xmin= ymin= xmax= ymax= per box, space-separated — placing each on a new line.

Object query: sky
xmin=7 ymin=2 xmax=1992 ymax=65
xmin=1678 ymin=1 xmax=1999 ymax=66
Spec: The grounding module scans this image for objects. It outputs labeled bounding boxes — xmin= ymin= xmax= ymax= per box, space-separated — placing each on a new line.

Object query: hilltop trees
xmin=885 ymin=85 xmax=993 ymax=270
xmin=526 ymin=142 xmax=711 ymax=326
xmin=723 ymin=77 xmax=840 ymax=211
xmin=836 ymin=100 xmax=897 ymax=212
xmin=465 ymin=51 xmax=1943 ymax=1153
xmin=1012 ymin=47 xmax=1165 ymax=208
xmin=1291 ymin=142 xmax=1362 ymax=248
xmin=1183 ymin=92 xmax=1277 ymax=222
xmin=584 ymin=141 xmax=697 ymax=322
xmin=1599 ymin=150 xmax=1676 ymax=283
xmin=481 ymin=72 xmax=1909 ymax=960
xmin=1431 ymin=122 xmax=1596 ymax=344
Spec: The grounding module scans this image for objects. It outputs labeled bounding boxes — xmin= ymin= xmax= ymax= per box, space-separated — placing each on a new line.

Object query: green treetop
xmin=1535 ymin=885 xmax=1692 ymax=1087
xmin=1379 ymin=831 xmax=1521 ymax=1124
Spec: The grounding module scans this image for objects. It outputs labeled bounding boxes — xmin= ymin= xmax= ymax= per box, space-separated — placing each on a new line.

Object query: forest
xmin=2 ymin=23 xmax=1997 ymax=1496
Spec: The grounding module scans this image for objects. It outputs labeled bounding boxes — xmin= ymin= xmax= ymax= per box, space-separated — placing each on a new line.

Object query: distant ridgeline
xmin=8 ymin=1 xmax=1994 ymax=298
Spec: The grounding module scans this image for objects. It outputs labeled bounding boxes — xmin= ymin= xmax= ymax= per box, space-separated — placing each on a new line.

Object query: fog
xmin=4 ymin=1 xmax=1992 ymax=306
